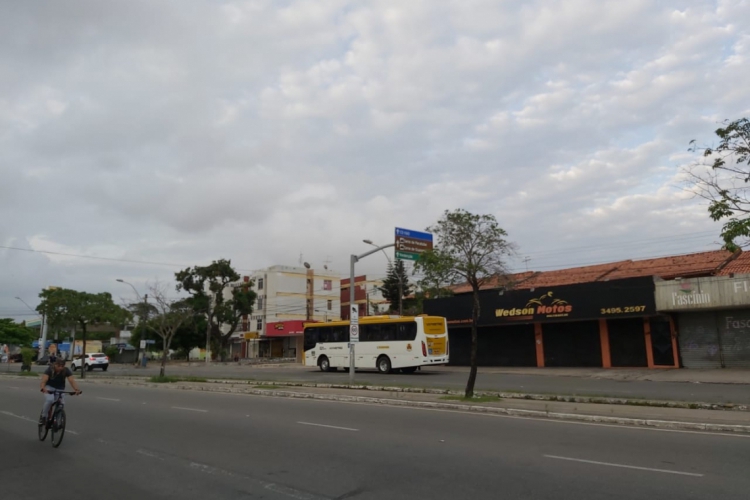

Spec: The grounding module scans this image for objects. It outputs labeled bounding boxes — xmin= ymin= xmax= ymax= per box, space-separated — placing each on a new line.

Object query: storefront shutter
xmin=676 ymin=313 xmax=721 ymax=368
xmin=718 ymin=311 xmax=750 ymax=368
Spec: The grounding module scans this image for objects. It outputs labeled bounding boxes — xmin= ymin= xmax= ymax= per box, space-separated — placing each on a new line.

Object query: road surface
xmin=10 ymin=362 xmax=750 ymax=404
xmin=1 ymin=377 xmax=749 ymax=499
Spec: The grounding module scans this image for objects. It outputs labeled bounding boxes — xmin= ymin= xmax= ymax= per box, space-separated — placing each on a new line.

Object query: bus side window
xmin=396 ymin=323 xmax=417 ymax=341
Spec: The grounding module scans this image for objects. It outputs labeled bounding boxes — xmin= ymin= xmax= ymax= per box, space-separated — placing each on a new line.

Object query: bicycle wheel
xmin=38 ymin=417 xmax=49 ymax=441
xmin=51 ymin=409 xmax=66 ymax=448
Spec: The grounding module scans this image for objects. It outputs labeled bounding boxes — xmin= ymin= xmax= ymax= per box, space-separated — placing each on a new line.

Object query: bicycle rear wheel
xmin=51 ymin=409 xmax=66 ymax=448
xmin=38 ymin=418 xmax=48 ymax=441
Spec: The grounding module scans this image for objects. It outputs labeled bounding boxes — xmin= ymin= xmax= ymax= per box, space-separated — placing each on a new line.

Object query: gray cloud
xmin=2 ymin=0 xmax=749 ymax=317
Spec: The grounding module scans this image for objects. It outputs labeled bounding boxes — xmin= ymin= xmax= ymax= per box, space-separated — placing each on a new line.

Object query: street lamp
xmin=313 ymin=309 xmax=330 ymax=322
xmin=16 ymin=296 xmax=46 ymax=360
xmin=363 ymin=240 xmax=404 ymax=316
xmin=348 ymin=241 xmax=395 ymax=384
xmin=116 ymin=279 xmax=149 ymax=367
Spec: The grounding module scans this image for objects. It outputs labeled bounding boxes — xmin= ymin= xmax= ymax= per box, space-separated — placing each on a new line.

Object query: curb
xmin=78 ymin=378 xmax=750 ymax=435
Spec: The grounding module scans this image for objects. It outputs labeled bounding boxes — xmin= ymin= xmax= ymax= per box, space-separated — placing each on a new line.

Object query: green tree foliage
xmin=378 ymin=260 xmax=412 ymax=314
xmin=170 ymin=312 xmax=207 ymax=359
xmin=175 ymin=259 xmax=256 ymax=362
xmin=0 ymin=318 xmax=35 ymax=346
xmin=688 ymin=118 xmax=750 ymax=250
xmin=414 ymin=209 xmax=514 ymax=397
xmin=36 ymin=289 xmax=130 ymax=378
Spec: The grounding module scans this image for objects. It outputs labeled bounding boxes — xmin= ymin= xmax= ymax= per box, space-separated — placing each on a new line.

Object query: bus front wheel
xmin=318 ymin=356 xmax=331 ymax=372
xmin=377 ymin=356 xmax=392 ymax=374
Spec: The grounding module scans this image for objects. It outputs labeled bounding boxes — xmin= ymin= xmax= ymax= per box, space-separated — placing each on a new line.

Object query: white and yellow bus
xmin=303 ymin=315 xmax=449 ymax=374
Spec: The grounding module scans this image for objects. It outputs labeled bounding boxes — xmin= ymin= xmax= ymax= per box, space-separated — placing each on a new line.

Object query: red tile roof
xmin=718 ymin=251 xmax=750 ymax=275
xmin=513 ymin=261 xmax=628 ymax=289
xmin=605 ymin=250 xmax=735 ymax=280
xmin=449 ymin=250 xmax=740 ymax=294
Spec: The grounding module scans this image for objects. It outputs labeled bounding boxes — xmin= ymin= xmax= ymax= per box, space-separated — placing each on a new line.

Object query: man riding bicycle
xmin=39 ymin=359 xmax=81 ymax=424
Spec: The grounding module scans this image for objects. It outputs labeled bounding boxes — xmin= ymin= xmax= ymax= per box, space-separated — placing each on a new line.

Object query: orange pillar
xmin=668 ymin=315 xmax=680 ymax=368
xmin=599 ymin=319 xmax=612 ymax=368
xmin=644 ymin=318 xmax=655 ymax=369
xmin=534 ymin=323 xmax=545 ymax=368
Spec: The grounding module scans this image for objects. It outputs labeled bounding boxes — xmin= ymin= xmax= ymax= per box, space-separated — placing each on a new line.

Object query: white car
xmin=72 ymin=353 xmax=110 ymax=372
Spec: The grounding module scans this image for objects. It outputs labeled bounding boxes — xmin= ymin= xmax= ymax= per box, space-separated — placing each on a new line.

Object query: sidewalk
xmin=434 ymin=366 xmax=750 ymax=384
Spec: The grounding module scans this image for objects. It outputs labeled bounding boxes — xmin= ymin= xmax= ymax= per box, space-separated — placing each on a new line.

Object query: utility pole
xmin=349 ymin=242 xmax=395 ymax=384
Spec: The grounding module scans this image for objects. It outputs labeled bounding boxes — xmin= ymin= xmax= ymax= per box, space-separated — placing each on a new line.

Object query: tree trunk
xmin=80 ymin=324 xmax=87 ymax=380
xmin=219 ymin=336 xmax=230 ymax=362
xmin=205 ymin=319 xmax=212 ymax=364
xmin=160 ymin=336 xmax=168 ymax=377
xmin=464 ymin=288 xmax=481 ymax=398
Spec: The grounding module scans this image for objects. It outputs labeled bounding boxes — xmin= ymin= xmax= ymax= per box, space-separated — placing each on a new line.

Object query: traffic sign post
xmin=395 ymin=227 xmax=433 ymax=261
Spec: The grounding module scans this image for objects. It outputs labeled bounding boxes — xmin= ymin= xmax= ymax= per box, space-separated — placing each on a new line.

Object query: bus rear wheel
xmin=377 ymin=356 xmax=392 ymax=374
xmin=318 ymin=356 xmax=331 ymax=372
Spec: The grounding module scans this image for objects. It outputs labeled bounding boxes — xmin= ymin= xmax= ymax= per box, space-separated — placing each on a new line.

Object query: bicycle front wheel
xmin=38 ymin=419 xmax=48 ymax=442
xmin=51 ymin=409 xmax=66 ymax=448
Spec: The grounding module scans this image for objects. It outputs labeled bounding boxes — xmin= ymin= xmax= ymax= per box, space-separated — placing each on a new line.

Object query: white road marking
xmin=0 ymin=410 xmax=36 ymax=423
xmin=0 ymin=411 xmax=79 ymax=435
xmin=96 ymin=397 xmax=120 ymax=402
xmin=137 ymin=449 xmax=164 ymax=460
xmin=172 ymin=406 xmax=208 ymax=413
xmin=544 ymin=455 xmax=704 ymax=477
xmin=297 ymin=421 xmax=358 ymax=432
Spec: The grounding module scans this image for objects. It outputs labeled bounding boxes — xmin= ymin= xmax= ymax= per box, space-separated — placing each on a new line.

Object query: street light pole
xmin=364 ymin=240 xmax=404 ymax=316
xmin=349 ymin=242 xmax=395 ymax=385
xmin=116 ymin=279 xmax=148 ymax=367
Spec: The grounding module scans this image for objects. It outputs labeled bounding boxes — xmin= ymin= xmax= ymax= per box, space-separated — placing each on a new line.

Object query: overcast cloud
xmin=2 ymin=0 xmax=749 ymax=319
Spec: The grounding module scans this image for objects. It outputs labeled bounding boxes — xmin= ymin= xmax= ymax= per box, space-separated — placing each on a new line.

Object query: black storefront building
xmin=424 ymin=277 xmax=679 ymax=369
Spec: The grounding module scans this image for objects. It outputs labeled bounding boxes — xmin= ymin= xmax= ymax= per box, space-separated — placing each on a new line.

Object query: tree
xmin=170 ymin=311 xmax=207 ymax=359
xmin=175 ymin=259 xmax=256 ymax=362
xmin=414 ymin=209 xmax=514 ymax=398
xmin=142 ymin=284 xmax=195 ymax=377
xmin=0 ymin=319 xmax=35 ymax=347
xmin=36 ymin=289 xmax=130 ymax=378
xmin=687 ymin=118 xmax=750 ymax=250
xmin=378 ymin=260 xmax=412 ymax=314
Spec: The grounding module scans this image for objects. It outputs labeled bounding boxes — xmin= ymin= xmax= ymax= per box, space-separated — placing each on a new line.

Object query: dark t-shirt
xmin=44 ymin=366 xmax=73 ymax=390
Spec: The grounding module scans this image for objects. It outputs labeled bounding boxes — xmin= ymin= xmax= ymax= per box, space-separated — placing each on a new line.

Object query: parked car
xmin=72 ymin=353 xmax=109 ymax=372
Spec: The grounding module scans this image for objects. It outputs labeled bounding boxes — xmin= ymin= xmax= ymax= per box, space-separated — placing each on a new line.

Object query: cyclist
xmin=39 ymin=359 xmax=81 ymax=424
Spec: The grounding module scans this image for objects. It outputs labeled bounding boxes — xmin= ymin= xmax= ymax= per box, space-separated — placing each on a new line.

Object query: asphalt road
xmin=2 ymin=377 xmax=749 ymax=499
xmin=11 ymin=362 xmax=750 ymax=405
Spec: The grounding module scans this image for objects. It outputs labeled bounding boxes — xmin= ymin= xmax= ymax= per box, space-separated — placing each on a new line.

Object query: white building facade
xmin=230 ymin=265 xmax=342 ymax=359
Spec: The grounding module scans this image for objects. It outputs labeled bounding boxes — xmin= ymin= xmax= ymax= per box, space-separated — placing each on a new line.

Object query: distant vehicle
xmin=304 ymin=315 xmax=449 ymax=374
xmin=72 ymin=353 xmax=109 ymax=372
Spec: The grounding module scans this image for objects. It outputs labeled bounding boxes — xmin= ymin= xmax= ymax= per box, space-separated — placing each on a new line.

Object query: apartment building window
xmin=327 ymin=300 xmax=332 ymax=311
xmin=323 ymin=280 xmax=332 ymax=291
xmin=257 ymin=318 xmax=263 ymax=332
xmin=258 ymin=278 xmax=264 ymax=290
xmin=257 ymin=296 xmax=263 ymax=309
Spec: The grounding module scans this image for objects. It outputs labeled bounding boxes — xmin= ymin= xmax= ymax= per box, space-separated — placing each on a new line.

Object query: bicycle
xmin=38 ymin=389 xmax=81 ymax=448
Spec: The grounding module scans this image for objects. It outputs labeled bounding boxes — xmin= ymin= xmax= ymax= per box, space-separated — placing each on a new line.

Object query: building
xmin=425 ymin=250 xmax=746 ymax=369
xmin=230 ymin=265 xmax=341 ymax=360
xmin=654 ymin=252 xmax=750 ymax=368
xmin=340 ymin=275 xmax=390 ymax=319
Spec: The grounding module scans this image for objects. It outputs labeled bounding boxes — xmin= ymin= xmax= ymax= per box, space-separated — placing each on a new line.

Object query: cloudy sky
xmin=2 ymin=0 xmax=749 ymax=320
